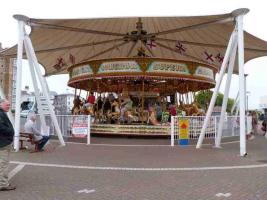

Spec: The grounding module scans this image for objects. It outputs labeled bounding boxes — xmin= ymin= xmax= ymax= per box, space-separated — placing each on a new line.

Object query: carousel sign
xmin=147 ymin=62 xmax=189 ymax=75
xmin=71 ymin=64 xmax=93 ymax=78
xmin=98 ymin=61 xmax=142 ymax=74
xmin=194 ymin=66 xmax=214 ymax=80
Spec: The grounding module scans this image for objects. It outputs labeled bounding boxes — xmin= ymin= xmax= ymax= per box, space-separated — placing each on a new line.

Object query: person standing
xmin=0 ymin=99 xmax=16 ymax=191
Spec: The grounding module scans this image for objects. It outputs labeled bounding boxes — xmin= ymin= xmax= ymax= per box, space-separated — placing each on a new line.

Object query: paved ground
xmin=2 ymin=135 xmax=267 ymax=200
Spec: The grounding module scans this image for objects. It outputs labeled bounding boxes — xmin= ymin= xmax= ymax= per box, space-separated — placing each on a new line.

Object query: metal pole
xmin=24 ymin=39 xmax=47 ymax=130
xmin=13 ymin=20 xmax=25 ymax=152
xmin=171 ymin=116 xmax=174 ymax=146
xmin=244 ymin=74 xmax=248 ymax=112
xmin=214 ymin=116 xmax=217 ymax=141
xmin=231 ymin=91 xmax=239 ymax=114
xmin=24 ymin=35 xmax=65 ymax=146
xmin=246 ymin=94 xmax=249 ymax=111
xmin=87 ymin=115 xmax=91 ymax=145
xmin=215 ymin=36 xmax=238 ymax=148
xmin=141 ymin=79 xmax=145 ymax=124
xmin=196 ymin=30 xmax=236 ymax=149
xmin=237 ymin=15 xmax=246 ymax=156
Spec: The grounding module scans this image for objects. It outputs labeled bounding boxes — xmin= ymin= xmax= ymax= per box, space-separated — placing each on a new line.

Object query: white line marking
xmin=90 ymin=144 xmax=170 ymax=147
xmin=65 ymin=140 xmax=239 ymax=147
xmin=8 ymin=164 xmax=25 ymax=180
xmin=77 ymin=189 xmax=95 ymax=194
xmin=215 ymin=193 xmax=232 ymax=197
xmin=9 ymin=161 xmax=267 ymax=171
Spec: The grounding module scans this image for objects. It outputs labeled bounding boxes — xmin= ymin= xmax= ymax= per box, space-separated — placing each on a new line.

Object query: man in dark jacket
xmin=0 ymin=98 xmax=16 ymax=191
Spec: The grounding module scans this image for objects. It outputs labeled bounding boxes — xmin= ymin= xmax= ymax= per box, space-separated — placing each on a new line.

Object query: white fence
xmin=170 ymin=115 xmax=252 ymax=146
xmin=20 ymin=114 xmax=252 ymax=146
xmin=24 ymin=114 xmax=91 ymax=144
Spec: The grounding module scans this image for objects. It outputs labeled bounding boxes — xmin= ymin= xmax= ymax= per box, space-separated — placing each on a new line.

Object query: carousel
xmin=68 ymin=54 xmax=216 ymax=135
xmin=64 ymin=18 xmax=220 ymax=135
xmin=2 ymin=9 xmax=267 ymax=138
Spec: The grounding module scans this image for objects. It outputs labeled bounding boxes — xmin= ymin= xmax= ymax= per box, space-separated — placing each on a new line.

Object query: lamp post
xmin=244 ymin=74 xmax=248 ymax=113
xmin=246 ymin=91 xmax=250 ymax=111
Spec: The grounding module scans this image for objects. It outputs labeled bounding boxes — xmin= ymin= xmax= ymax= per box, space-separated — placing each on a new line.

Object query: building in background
xmin=0 ymin=42 xmax=16 ymax=104
xmin=54 ymin=92 xmax=75 ymax=115
xmin=20 ymin=89 xmax=57 ymax=117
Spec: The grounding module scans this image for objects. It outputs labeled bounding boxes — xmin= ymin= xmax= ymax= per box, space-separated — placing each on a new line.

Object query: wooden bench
xmin=19 ymin=132 xmax=39 ymax=151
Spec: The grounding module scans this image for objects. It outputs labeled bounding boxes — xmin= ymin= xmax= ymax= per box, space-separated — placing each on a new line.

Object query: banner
xmin=194 ymin=66 xmax=214 ymax=80
xmin=72 ymin=117 xmax=88 ymax=138
xmin=147 ymin=61 xmax=189 ymax=75
xmin=71 ymin=64 xmax=93 ymax=78
xmin=98 ymin=61 xmax=141 ymax=73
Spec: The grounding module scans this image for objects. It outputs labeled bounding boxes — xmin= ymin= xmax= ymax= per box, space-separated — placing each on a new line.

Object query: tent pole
xmin=231 ymin=91 xmax=239 ymax=114
xmin=215 ymin=33 xmax=238 ymax=148
xmin=196 ymin=29 xmax=236 ymax=149
xmin=24 ymin=35 xmax=65 ymax=146
xmin=13 ymin=20 xmax=25 ymax=152
xmin=237 ymin=14 xmax=246 ymax=156
xmin=24 ymin=41 xmax=47 ymax=130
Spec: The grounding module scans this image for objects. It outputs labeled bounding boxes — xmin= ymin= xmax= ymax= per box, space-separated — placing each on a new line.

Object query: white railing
xmin=170 ymin=116 xmax=244 ymax=146
xmin=24 ymin=114 xmax=91 ymax=145
xmin=20 ymin=114 xmax=251 ymax=147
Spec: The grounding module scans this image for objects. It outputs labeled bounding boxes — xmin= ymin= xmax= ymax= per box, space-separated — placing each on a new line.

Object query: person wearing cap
xmin=0 ymin=98 xmax=16 ymax=191
xmin=24 ymin=113 xmax=49 ymax=152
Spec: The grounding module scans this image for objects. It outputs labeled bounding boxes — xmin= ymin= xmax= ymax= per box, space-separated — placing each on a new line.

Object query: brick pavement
xmin=1 ymin=136 xmax=267 ymax=199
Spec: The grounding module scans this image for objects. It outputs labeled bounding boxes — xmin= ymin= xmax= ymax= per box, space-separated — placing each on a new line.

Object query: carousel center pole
xmin=141 ymin=79 xmax=145 ymax=124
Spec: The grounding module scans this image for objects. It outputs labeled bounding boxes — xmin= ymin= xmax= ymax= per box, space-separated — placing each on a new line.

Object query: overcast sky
xmin=0 ymin=0 xmax=266 ymax=109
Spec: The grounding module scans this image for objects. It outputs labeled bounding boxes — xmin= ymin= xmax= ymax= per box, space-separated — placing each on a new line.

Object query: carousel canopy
xmin=1 ymin=8 xmax=267 ymax=76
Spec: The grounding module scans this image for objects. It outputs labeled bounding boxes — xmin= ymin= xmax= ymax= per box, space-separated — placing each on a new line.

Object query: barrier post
xmin=171 ymin=116 xmax=174 ymax=146
xmin=87 ymin=115 xmax=91 ymax=145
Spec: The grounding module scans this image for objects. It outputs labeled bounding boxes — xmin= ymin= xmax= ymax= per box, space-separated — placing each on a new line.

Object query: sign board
xmin=98 ymin=61 xmax=142 ymax=74
xmin=72 ymin=117 xmax=88 ymax=137
xmin=194 ymin=66 xmax=214 ymax=80
xmin=147 ymin=61 xmax=189 ymax=75
xmin=72 ymin=123 xmax=88 ymax=138
xmin=71 ymin=64 xmax=93 ymax=78
xmin=179 ymin=118 xmax=189 ymax=145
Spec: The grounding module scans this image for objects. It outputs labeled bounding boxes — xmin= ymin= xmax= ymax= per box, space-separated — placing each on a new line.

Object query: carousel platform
xmin=91 ymin=123 xmax=170 ymax=136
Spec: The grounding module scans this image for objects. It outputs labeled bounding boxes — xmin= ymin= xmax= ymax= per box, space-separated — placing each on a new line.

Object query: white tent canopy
xmin=1 ymin=8 xmax=267 ymax=76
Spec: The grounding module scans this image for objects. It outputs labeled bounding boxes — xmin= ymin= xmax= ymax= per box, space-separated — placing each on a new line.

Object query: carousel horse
xmin=124 ymin=109 xmax=139 ymax=123
xmin=71 ymin=96 xmax=82 ymax=115
xmin=80 ymin=105 xmax=95 ymax=115
xmin=107 ymin=100 xmax=120 ymax=123
xmin=178 ymin=101 xmax=203 ymax=116
xmin=148 ymin=107 xmax=160 ymax=125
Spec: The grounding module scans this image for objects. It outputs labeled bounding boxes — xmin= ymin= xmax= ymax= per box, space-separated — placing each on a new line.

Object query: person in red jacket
xmin=84 ymin=92 xmax=95 ymax=109
xmin=87 ymin=92 xmax=95 ymax=105
xmin=169 ymin=104 xmax=177 ymax=116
